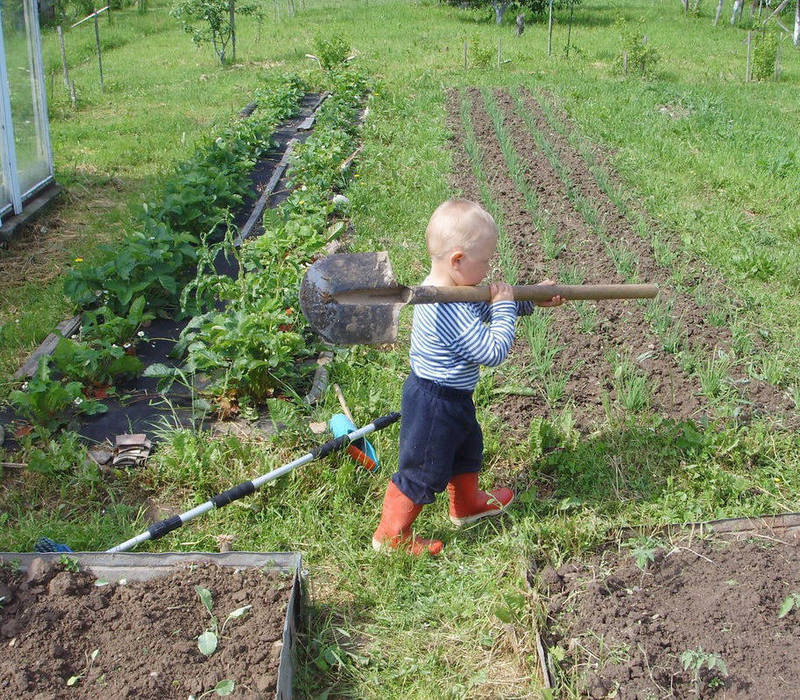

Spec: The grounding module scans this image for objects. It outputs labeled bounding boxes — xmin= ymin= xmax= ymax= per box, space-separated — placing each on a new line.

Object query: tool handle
xmin=408 ymin=283 xmax=658 ymax=304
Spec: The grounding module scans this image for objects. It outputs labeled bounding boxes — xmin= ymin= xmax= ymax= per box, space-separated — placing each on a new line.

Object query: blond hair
xmin=425 ymin=199 xmax=497 ymax=259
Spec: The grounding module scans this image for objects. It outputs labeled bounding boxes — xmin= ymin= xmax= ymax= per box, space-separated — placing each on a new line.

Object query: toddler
xmin=372 ymin=199 xmax=563 ymax=555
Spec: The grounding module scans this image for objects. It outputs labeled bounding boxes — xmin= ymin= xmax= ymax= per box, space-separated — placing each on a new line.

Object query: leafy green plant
xmin=623 ymin=536 xmax=660 ymax=570
xmin=752 ymin=32 xmax=778 ymax=82
xmin=52 ymin=337 xmax=143 ymax=387
xmin=312 ymin=35 xmax=351 ymax=71
xmin=9 ymin=358 xmax=107 ymax=432
xmin=170 ymin=72 xmax=366 ymax=405
xmin=615 ymin=17 xmax=659 ymax=77
xmin=66 ymin=648 xmax=99 ymax=686
xmin=680 ymin=647 xmax=728 ymax=689
xmin=64 ymin=76 xmax=306 ymax=322
xmin=80 ymin=296 xmax=153 ymax=347
xmin=470 ymin=36 xmax=493 ymax=68
xmin=610 ymin=353 xmax=651 ymax=414
xmin=59 ymin=554 xmax=81 ymax=573
xmin=194 ymin=585 xmax=251 ymax=657
xmin=778 ymin=592 xmax=800 ymax=618
xmin=189 ymin=680 xmax=235 ymax=699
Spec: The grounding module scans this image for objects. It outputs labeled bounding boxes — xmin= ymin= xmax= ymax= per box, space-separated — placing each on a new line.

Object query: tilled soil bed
xmin=539 ymin=537 xmax=800 ymax=698
xmin=0 ymin=559 xmax=293 ymax=698
xmin=444 ymin=86 xmax=794 ymax=434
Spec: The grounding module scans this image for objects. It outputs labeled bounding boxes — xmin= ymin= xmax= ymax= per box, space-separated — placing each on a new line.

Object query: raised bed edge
xmin=0 ymin=551 xmax=303 ymax=700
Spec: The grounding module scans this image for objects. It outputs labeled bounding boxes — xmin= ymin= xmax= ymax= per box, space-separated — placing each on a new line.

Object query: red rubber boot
xmin=372 ymin=481 xmax=443 ymax=555
xmin=447 ymin=472 xmax=514 ymax=526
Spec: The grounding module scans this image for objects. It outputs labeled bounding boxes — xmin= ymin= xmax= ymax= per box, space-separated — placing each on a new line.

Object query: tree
xmin=447 ymin=0 xmax=579 ymax=25
xmin=170 ymin=0 xmax=262 ymax=65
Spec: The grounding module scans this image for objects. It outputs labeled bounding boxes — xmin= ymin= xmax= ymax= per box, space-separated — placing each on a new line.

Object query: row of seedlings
xmin=9 ymin=76 xmax=309 ymax=436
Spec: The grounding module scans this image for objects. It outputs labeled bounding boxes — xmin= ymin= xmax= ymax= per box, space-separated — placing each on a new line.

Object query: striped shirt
xmin=410 ymin=300 xmax=534 ymax=391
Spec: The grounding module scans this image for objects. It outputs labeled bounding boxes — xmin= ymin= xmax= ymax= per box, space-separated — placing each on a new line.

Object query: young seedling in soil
xmin=623 ymin=536 xmax=661 ymax=570
xmin=778 ymin=592 xmax=800 ymax=618
xmin=520 ymin=312 xmax=562 ymax=381
xmin=59 ymin=554 xmax=80 ymax=573
xmin=609 ymin=352 xmax=652 ymax=414
xmin=605 ymin=240 xmax=640 ymax=282
xmin=697 ymin=351 xmax=736 ymax=406
xmin=194 ymin=585 xmax=252 ymax=657
xmin=189 ymin=679 xmax=235 ymax=699
xmin=66 ymin=648 xmax=99 ymax=687
xmin=680 ymin=647 xmax=728 ymax=691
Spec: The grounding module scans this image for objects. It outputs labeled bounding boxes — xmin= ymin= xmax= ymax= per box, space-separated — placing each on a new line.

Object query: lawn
xmin=1 ymin=0 xmax=799 ymax=696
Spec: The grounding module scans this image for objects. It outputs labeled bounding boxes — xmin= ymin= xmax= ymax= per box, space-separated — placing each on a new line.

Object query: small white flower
xmin=137 ymin=331 xmax=145 ymax=337
xmin=21 ymin=382 xmax=28 ymax=391
xmin=123 ymin=343 xmax=131 ymax=349
xmin=74 ymin=397 xmax=83 ymax=405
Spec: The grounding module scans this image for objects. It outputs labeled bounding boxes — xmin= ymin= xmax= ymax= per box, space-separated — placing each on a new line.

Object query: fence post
xmin=745 ymin=30 xmax=752 ymax=82
xmin=57 ymin=25 xmax=69 ymax=88
xmin=94 ymin=13 xmax=104 ymax=92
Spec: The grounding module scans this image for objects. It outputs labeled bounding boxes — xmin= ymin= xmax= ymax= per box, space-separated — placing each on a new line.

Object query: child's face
xmin=451 ymin=233 xmax=497 ymax=286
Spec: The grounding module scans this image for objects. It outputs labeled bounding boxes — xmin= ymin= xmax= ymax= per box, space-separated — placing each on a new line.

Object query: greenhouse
xmin=0 ymin=0 xmax=55 ymax=238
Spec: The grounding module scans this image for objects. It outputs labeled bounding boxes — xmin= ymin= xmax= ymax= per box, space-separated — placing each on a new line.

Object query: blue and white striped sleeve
xmin=435 ymin=301 xmax=518 ymax=367
xmin=517 ymin=301 xmax=536 ymax=316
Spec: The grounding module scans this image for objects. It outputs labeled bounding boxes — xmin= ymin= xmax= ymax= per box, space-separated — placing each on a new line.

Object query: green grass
xmin=2 ymin=0 xmax=800 ymax=696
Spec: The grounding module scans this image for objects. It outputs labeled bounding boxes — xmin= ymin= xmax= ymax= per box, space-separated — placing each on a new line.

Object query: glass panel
xmin=2 ymin=0 xmax=50 ymax=197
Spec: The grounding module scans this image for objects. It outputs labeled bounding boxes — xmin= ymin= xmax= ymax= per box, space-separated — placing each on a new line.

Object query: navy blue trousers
xmin=391 ymin=373 xmax=483 ymax=505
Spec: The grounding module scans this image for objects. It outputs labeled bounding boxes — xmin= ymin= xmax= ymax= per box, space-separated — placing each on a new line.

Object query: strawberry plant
xmin=170 ymin=69 xmax=369 ymax=406
xmin=9 ymin=358 xmax=107 ymax=432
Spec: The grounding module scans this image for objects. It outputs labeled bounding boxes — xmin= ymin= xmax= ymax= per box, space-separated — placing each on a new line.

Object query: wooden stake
xmin=333 ymin=384 xmax=354 ymax=423
xmin=93 ymin=13 xmax=104 ymax=92
xmin=229 ymin=0 xmax=236 ymax=63
xmin=57 ymin=25 xmax=70 ymax=88
xmin=566 ymin=0 xmax=574 ymax=58
xmin=746 ymin=30 xmax=752 ymax=82
xmin=714 ymin=0 xmax=724 ymax=25
xmin=548 ymin=0 xmax=554 ymax=55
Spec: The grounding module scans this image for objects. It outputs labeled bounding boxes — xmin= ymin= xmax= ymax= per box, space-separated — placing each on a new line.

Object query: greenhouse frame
xmin=0 ymin=0 xmax=55 ymax=237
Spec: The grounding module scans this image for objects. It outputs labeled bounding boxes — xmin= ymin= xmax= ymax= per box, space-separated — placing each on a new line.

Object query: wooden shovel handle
xmin=408 ymin=283 xmax=658 ymax=304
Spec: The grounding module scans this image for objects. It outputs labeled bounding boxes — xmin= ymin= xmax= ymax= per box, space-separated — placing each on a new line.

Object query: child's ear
xmin=450 ymin=250 xmax=464 ymax=268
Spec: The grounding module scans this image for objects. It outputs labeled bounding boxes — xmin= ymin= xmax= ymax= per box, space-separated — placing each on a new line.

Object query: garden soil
xmin=0 ymin=561 xmax=292 ymax=698
xmin=538 ymin=536 xmax=800 ymax=698
xmin=444 ymin=87 xmax=795 ymax=433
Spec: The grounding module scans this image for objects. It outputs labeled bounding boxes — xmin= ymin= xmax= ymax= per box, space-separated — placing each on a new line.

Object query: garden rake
xmin=35 ymin=412 xmax=400 ymax=554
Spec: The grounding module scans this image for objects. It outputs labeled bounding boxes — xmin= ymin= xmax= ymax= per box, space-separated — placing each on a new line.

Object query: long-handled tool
xmin=300 ymin=252 xmax=658 ymax=345
xmin=35 ymin=413 xmax=400 ymax=554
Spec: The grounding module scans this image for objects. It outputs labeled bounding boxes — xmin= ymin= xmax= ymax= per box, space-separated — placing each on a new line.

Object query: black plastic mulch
xmin=2 ymin=93 xmax=326 ymax=448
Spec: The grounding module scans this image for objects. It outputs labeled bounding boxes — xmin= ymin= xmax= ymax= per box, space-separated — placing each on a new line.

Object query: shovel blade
xmin=300 ymin=252 xmax=404 ymax=345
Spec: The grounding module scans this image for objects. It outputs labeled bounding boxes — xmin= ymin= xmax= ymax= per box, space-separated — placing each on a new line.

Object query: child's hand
xmin=534 ymin=279 xmax=565 ymax=307
xmin=489 ymin=281 xmax=514 ymax=303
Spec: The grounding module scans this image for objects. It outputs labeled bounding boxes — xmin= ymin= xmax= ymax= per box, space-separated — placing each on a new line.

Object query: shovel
xmin=300 ymin=252 xmax=658 ymax=345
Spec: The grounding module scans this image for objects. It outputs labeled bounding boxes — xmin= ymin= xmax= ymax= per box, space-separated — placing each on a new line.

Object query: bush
xmin=313 ymin=35 xmax=351 ymax=71
xmin=752 ymin=32 xmax=778 ymax=81
xmin=615 ymin=17 xmax=659 ymax=77
xmin=470 ymin=36 xmax=493 ymax=68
